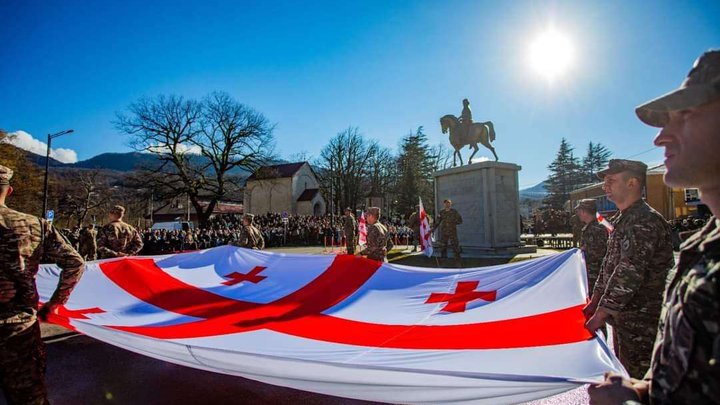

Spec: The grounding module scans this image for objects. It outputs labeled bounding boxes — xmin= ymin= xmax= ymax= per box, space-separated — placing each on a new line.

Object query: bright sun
xmin=528 ymin=28 xmax=574 ymax=82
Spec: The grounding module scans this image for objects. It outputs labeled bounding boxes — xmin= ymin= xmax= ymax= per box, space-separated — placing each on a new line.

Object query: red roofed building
xmin=244 ymin=162 xmax=326 ymax=216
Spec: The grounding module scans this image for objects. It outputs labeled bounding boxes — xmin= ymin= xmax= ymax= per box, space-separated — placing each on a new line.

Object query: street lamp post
xmin=42 ymin=129 xmax=74 ymax=218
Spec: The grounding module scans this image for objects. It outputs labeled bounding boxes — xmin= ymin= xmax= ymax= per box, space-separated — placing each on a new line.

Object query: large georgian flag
xmin=38 ymin=247 xmax=624 ymax=404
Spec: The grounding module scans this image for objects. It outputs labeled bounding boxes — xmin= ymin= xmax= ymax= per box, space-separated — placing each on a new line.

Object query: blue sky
xmin=1 ymin=0 xmax=718 ymax=187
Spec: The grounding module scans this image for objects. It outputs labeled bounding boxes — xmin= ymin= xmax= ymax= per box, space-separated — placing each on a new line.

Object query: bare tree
xmin=57 ymin=170 xmax=108 ymax=227
xmin=116 ymin=92 xmax=275 ymax=227
xmin=317 ymin=127 xmax=378 ymax=213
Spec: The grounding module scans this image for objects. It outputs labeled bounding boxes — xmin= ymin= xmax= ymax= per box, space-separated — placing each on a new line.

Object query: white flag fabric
xmin=38 ymin=247 xmax=624 ymax=404
xmin=596 ymin=212 xmax=614 ymax=233
xmin=358 ymin=211 xmax=368 ymax=246
xmin=419 ymin=197 xmax=433 ymax=257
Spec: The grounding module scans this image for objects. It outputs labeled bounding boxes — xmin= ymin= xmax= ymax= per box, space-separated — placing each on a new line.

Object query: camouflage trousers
xmin=0 ymin=322 xmax=49 ymax=405
xmin=439 ymin=231 xmax=461 ymax=259
xmin=612 ymin=324 xmax=655 ymax=379
xmin=346 ymin=235 xmax=357 ymax=255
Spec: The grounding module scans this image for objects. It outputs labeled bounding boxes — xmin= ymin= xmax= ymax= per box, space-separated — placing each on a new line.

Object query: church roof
xmin=297 ymin=188 xmax=320 ymax=202
xmin=247 ymin=162 xmax=306 ymax=181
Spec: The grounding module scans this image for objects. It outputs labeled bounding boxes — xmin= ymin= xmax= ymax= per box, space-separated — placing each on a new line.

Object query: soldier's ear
xmin=6 ymin=185 xmax=12 ymax=196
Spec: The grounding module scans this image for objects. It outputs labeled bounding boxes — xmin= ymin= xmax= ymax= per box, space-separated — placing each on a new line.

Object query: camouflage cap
xmin=597 ymin=159 xmax=648 ymax=180
xmin=243 ymin=213 xmax=254 ymax=222
xmin=109 ymin=205 xmax=126 ymax=215
xmin=574 ymin=198 xmax=598 ymax=213
xmin=636 ymin=50 xmax=720 ymax=127
xmin=443 ymin=199 xmax=452 ymax=204
xmin=367 ymin=207 xmax=381 ymax=217
xmin=0 ymin=164 xmax=13 ymax=185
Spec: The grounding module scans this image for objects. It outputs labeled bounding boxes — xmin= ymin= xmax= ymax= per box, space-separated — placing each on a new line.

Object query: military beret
xmin=0 ymin=164 xmax=13 ymax=185
xmin=574 ymin=199 xmax=598 ymax=213
xmin=597 ymin=159 xmax=648 ymax=180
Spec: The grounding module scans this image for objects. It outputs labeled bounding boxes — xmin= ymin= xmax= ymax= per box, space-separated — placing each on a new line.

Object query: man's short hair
xmin=443 ymin=199 xmax=452 ymax=204
xmin=367 ymin=207 xmax=381 ymax=217
xmin=110 ymin=205 xmax=126 ymax=216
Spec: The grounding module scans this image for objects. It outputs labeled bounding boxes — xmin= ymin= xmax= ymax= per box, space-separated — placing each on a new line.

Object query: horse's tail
xmin=484 ymin=121 xmax=496 ymax=142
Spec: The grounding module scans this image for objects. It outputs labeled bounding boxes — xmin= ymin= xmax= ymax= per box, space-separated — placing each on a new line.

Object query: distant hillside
xmin=72 ymin=152 xmax=161 ymax=172
xmin=519 ymin=181 xmax=548 ymax=200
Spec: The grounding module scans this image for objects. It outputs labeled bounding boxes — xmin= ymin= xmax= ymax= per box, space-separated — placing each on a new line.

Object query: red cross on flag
xmin=418 ymin=196 xmax=433 ymax=257
xmin=38 ymin=247 xmax=625 ymax=404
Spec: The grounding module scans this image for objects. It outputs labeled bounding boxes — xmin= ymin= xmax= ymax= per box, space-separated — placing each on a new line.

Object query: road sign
xmin=46 ymin=210 xmax=55 ymax=224
xmin=282 ymin=217 xmax=289 ymax=224
xmin=282 ymin=211 xmax=288 ymax=219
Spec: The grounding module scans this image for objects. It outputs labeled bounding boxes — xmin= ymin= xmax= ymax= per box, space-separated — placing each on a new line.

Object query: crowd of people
xmin=57 ymin=212 xmax=417 ymax=256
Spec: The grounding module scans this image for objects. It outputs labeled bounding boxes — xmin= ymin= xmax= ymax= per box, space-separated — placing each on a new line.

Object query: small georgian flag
xmin=596 ymin=212 xmax=614 ymax=233
xmin=358 ymin=211 xmax=368 ymax=246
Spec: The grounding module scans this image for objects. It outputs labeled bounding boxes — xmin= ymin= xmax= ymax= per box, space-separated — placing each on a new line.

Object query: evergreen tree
xmin=396 ymin=127 xmax=435 ymax=215
xmin=544 ymin=138 xmax=583 ymax=209
xmin=582 ymin=142 xmax=612 ymax=182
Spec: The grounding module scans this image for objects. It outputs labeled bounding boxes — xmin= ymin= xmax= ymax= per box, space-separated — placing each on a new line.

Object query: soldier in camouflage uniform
xmin=360 ymin=207 xmax=388 ymax=262
xmin=78 ymin=223 xmax=97 ymax=261
xmin=343 ymin=208 xmax=357 ymax=255
xmin=230 ymin=214 xmax=265 ymax=250
xmin=97 ymin=205 xmax=143 ymax=259
xmin=434 ymin=199 xmax=463 ymax=261
xmin=574 ymin=199 xmax=608 ymax=291
xmin=589 ymin=50 xmax=720 ymax=404
xmin=0 ymin=164 xmax=85 ymax=405
xmin=584 ymin=159 xmax=674 ymax=379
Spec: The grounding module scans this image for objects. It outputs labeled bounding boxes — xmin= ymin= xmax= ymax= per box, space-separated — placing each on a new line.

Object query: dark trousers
xmin=0 ymin=322 xmax=49 ymax=405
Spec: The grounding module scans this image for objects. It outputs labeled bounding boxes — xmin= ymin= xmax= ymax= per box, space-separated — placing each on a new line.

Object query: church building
xmin=244 ymin=162 xmax=326 ymax=216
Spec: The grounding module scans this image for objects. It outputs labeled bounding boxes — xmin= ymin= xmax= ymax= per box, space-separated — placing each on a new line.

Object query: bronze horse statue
xmin=440 ymin=114 xmax=498 ymax=166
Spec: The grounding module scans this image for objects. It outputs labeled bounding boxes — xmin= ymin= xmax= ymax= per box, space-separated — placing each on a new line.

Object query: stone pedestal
xmin=433 ymin=161 xmax=537 ymax=257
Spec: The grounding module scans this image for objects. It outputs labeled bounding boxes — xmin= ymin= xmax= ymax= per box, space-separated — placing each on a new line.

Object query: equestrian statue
xmin=440 ymin=98 xmax=498 ymax=166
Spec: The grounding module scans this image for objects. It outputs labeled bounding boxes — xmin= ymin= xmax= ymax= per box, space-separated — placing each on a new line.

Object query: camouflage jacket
xmin=647 ymin=217 xmax=720 ymax=404
xmin=580 ymin=221 xmax=608 ymax=290
xmin=592 ymin=199 xmax=674 ymax=329
xmin=0 ymin=204 xmax=84 ymax=340
xmin=408 ymin=212 xmax=420 ymax=233
xmin=79 ymin=228 xmax=97 ymax=258
xmin=97 ymin=221 xmax=144 ymax=259
xmin=436 ymin=208 xmax=462 ymax=234
xmin=361 ymin=222 xmax=388 ymax=261
xmin=231 ymin=225 xmax=265 ymax=250
xmin=343 ymin=214 xmax=357 ymax=238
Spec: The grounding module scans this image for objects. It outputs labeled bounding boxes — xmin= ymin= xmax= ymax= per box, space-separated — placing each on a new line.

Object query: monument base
xmin=433 ymin=161 xmax=537 ymax=258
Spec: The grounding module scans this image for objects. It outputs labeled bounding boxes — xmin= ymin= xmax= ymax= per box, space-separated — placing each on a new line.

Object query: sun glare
xmin=528 ymin=28 xmax=574 ymax=82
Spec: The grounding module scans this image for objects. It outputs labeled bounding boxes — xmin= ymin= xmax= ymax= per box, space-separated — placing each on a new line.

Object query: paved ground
xmin=2 ymin=246 xmax=591 ymax=405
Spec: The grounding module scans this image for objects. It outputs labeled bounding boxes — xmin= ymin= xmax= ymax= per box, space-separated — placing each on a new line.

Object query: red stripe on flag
xmin=76 ymin=255 xmax=593 ymax=349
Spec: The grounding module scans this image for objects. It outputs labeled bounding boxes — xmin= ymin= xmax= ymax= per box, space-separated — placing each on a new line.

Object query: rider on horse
xmin=459 ymin=99 xmax=473 ymax=139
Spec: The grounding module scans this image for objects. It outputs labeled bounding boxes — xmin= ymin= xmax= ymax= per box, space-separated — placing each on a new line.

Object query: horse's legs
xmin=456 ymin=149 xmax=463 ymax=166
xmin=467 ymin=144 xmax=479 ymax=164
xmin=453 ymin=150 xmax=458 ymax=167
xmin=491 ymin=147 xmax=499 ymax=161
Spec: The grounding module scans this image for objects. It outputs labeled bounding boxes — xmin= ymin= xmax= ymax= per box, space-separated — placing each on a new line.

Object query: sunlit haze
xmin=528 ymin=28 xmax=574 ymax=82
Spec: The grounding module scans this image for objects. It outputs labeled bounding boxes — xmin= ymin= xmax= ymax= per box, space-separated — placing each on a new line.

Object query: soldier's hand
xmin=38 ymin=302 xmax=60 ymax=321
xmin=587 ymin=372 xmax=642 ymax=404
xmin=0 ymin=280 xmax=16 ymax=303
xmin=585 ymin=308 xmax=610 ymax=333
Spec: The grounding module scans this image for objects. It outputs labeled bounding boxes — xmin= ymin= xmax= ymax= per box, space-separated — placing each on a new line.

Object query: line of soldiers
xmin=584 ymin=50 xmax=720 ymax=403
xmin=0 ymin=193 xmax=145 ymax=403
